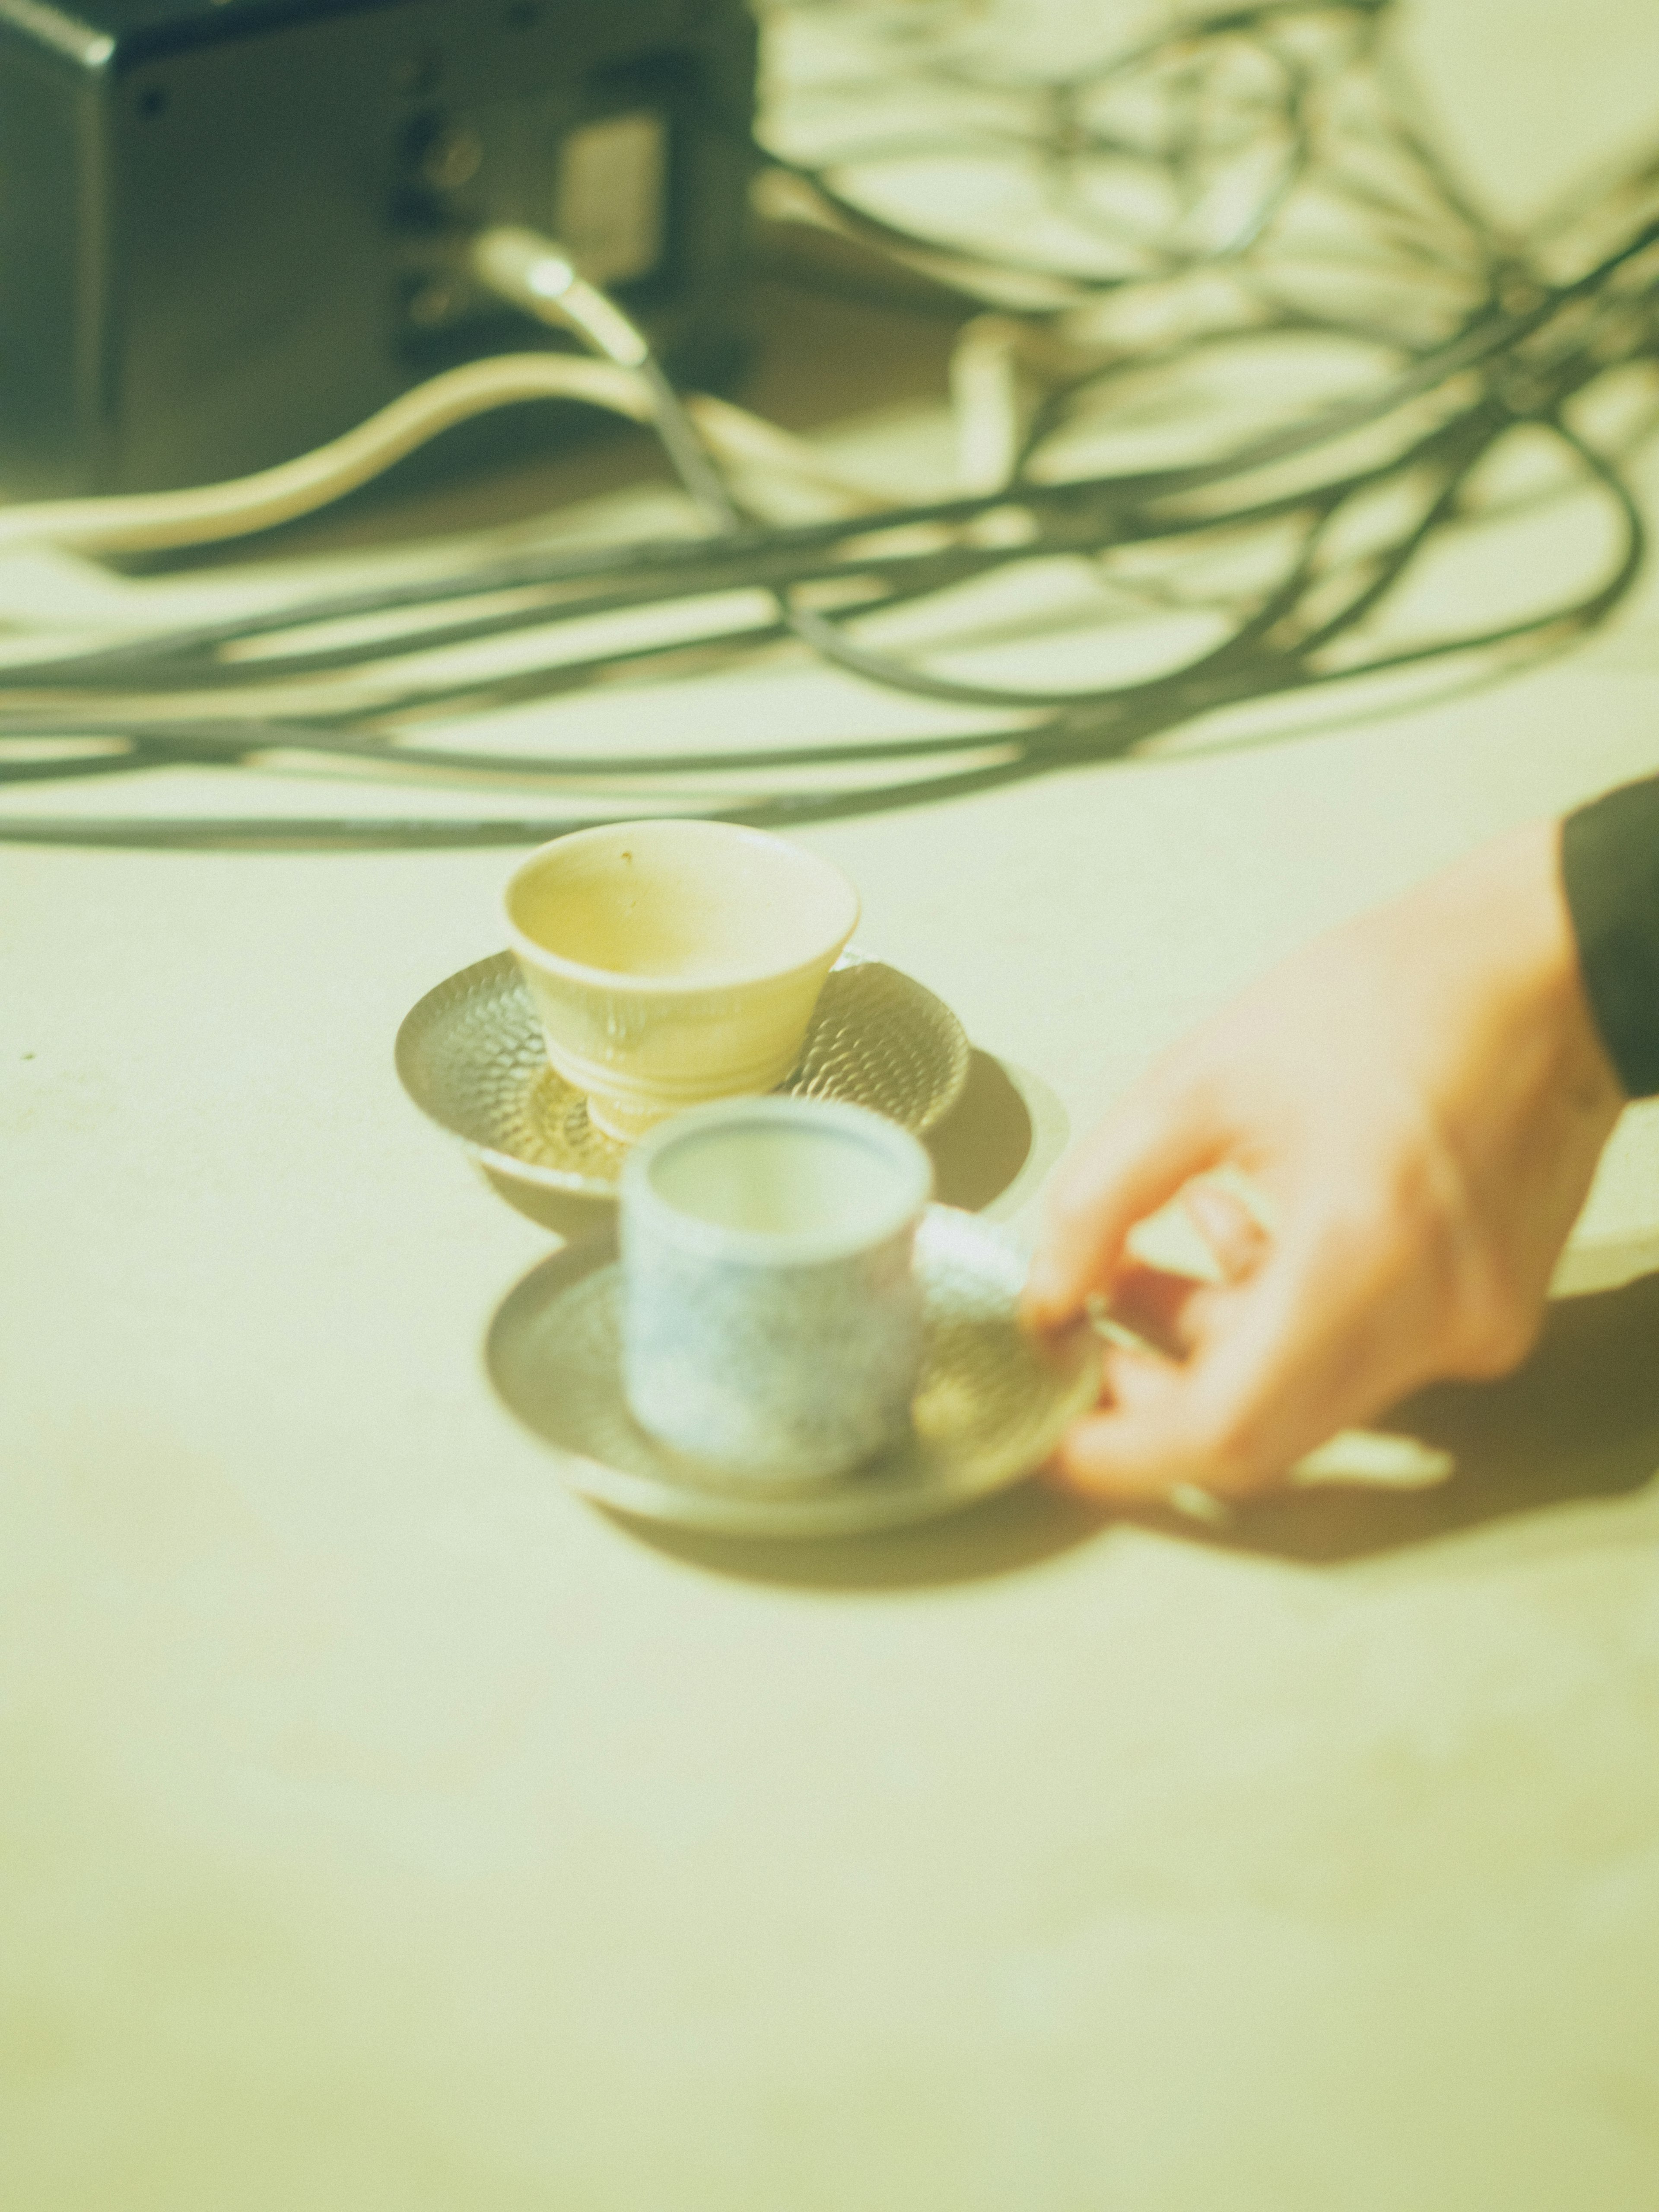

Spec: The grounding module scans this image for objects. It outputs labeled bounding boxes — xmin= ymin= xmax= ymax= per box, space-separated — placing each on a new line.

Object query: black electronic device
xmin=0 ymin=0 xmax=756 ymax=494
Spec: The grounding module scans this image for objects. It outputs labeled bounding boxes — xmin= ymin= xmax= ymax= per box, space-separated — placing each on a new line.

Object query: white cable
xmin=0 ymin=355 xmax=654 ymax=555
xmin=950 ymin=314 xmax=1030 ymax=492
xmin=467 ymin=223 xmax=897 ymax=510
xmin=467 ymin=226 xmax=652 ymax=369
xmin=661 ymin=393 xmax=892 ymax=512
xmin=0 ymin=346 xmax=895 ymax=557
xmin=0 ymin=208 xmax=1000 ymax=559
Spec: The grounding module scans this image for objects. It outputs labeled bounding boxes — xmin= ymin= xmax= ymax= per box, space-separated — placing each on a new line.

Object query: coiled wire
xmin=3 ymin=0 xmax=1658 ymax=846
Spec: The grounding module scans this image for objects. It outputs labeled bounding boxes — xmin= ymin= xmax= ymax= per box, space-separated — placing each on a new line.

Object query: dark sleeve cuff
xmin=1561 ymin=774 xmax=1659 ymax=1099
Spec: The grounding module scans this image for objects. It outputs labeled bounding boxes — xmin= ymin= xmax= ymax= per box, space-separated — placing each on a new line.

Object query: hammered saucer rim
xmin=484 ymin=1205 xmax=1101 ymax=1538
xmin=395 ymin=946 xmax=973 ymax=1202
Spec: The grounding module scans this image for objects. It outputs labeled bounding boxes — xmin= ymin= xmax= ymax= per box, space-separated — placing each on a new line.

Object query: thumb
xmin=1022 ymin=1072 xmax=1226 ymax=1328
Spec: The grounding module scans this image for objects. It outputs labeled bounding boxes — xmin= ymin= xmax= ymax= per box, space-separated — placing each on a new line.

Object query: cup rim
xmin=502 ymin=820 xmax=860 ymax=996
xmin=621 ymin=1096 xmax=934 ymax=1267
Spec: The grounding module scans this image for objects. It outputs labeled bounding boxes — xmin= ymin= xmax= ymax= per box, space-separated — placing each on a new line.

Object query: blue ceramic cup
xmin=620 ymin=1096 xmax=934 ymax=1482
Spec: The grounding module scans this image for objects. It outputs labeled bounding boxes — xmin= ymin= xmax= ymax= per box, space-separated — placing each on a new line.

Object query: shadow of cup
xmin=925 ymin=1048 xmax=1036 ymax=1213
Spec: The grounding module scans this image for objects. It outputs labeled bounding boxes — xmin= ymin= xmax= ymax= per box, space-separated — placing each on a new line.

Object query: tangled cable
xmin=3 ymin=0 xmax=1658 ymax=846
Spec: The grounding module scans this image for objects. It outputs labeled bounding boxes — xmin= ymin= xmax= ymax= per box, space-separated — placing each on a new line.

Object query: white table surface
xmin=6 ymin=6 xmax=1659 ymax=2206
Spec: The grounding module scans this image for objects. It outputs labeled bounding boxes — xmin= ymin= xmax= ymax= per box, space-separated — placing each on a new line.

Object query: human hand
xmin=1021 ymin=820 xmax=1626 ymax=1500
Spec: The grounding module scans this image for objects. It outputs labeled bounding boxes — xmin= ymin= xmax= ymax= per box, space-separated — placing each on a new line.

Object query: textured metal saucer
xmin=396 ymin=949 xmax=971 ymax=1201
xmin=486 ymin=1207 xmax=1100 ymax=1538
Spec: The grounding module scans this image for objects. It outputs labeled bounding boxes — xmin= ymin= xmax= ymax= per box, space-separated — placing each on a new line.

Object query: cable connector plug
xmin=467 ymin=226 xmax=651 ymax=369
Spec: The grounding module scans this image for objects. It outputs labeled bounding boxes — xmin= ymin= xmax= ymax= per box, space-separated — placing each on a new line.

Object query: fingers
xmin=1102 ymin=1261 xmax=1223 ymax=1358
xmin=1050 ymin=1230 xmax=1406 ymax=1501
xmin=1049 ymin=1287 xmax=1296 ymax=1500
xmin=1022 ymin=1073 xmax=1227 ymax=1329
xmin=1182 ymin=1176 xmax=1271 ymax=1281
xmin=1092 ymin=1181 xmax=1270 ymax=1356
xmin=1048 ymin=1349 xmax=1220 ymax=1502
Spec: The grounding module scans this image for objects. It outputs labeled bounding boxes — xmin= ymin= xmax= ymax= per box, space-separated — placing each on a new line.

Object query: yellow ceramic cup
xmin=502 ymin=820 xmax=861 ymax=1143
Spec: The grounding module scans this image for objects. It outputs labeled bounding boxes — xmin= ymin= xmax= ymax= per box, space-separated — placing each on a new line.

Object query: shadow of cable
xmin=1135 ymin=1269 xmax=1659 ymax=1566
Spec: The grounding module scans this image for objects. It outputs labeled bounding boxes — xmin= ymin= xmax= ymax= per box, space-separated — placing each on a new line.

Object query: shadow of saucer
xmin=603 ymin=1476 xmax=1113 ymax=1590
xmin=1137 ymin=1270 xmax=1659 ymax=1566
xmin=479 ymin=1163 xmax=615 ymax=1240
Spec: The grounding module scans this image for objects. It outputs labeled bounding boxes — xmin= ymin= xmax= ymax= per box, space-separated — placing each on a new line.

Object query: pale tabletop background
xmin=7 ymin=4 xmax=1659 ymax=2206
